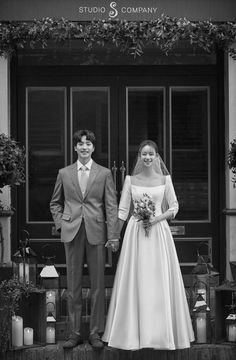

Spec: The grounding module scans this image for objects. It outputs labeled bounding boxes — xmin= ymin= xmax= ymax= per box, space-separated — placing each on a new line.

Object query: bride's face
xmin=140 ymin=145 xmax=157 ymax=168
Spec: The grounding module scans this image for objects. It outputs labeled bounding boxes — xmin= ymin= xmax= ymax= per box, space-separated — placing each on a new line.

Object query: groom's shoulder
xmin=93 ymin=162 xmax=112 ymax=178
xmin=95 ymin=162 xmax=111 ymax=174
xmin=59 ymin=163 xmax=76 ymax=173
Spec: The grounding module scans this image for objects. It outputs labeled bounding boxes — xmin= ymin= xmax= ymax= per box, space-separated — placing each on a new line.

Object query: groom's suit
xmin=50 ymin=160 xmax=119 ymax=335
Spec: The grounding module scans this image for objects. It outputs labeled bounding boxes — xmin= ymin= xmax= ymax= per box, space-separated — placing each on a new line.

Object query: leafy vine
xmin=0 ymin=15 xmax=236 ymax=58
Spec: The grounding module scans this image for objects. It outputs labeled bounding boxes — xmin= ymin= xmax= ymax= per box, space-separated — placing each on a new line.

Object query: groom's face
xmin=75 ymin=135 xmax=95 ymax=164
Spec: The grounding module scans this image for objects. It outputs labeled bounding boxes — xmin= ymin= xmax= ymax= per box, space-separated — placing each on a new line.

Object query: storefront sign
xmin=0 ymin=0 xmax=236 ymax=21
xmin=77 ymin=2 xmax=159 ymax=19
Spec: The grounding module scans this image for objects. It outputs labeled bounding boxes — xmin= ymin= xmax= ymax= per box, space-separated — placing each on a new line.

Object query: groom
xmin=50 ymin=129 xmax=119 ymax=349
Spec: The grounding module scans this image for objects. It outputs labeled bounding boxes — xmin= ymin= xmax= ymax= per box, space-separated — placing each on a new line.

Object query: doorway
xmin=15 ymin=65 xmax=221 ymax=277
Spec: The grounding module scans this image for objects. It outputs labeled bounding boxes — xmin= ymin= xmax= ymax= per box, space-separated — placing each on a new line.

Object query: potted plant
xmin=0 ymin=133 xmax=25 ymax=212
xmin=228 ymin=138 xmax=236 ymax=188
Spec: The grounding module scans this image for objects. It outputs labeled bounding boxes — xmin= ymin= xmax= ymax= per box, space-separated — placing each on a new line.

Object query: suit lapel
xmin=83 ymin=161 xmax=99 ymax=199
xmin=70 ymin=162 xmax=83 ymax=199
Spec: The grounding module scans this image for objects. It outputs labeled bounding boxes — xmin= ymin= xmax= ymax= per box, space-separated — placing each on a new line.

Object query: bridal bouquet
xmin=133 ymin=193 xmax=156 ymax=237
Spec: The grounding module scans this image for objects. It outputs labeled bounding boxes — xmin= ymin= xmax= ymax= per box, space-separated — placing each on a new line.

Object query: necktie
xmin=80 ymin=165 xmax=88 ymax=196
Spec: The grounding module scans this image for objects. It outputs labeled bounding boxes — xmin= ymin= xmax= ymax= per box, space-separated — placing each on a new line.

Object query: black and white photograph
xmin=0 ymin=1 xmax=236 ymax=359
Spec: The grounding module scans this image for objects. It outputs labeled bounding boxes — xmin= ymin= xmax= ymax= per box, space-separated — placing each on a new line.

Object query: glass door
xmin=117 ymin=77 xmax=218 ymax=272
xmin=170 ymin=86 xmax=214 ymax=269
xmin=16 ymin=69 xmax=219 ymax=274
xmin=17 ymin=75 xmax=119 ymax=273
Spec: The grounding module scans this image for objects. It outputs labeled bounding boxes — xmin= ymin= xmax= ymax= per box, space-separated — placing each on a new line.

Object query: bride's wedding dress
xmin=102 ymin=175 xmax=194 ymax=350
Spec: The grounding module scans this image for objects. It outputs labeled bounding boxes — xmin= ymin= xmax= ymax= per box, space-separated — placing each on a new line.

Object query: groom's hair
xmin=73 ymin=129 xmax=96 ymax=147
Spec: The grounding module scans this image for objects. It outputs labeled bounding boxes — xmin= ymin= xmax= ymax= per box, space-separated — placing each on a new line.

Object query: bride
xmin=102 ymin=140 xmax=194 ymax=350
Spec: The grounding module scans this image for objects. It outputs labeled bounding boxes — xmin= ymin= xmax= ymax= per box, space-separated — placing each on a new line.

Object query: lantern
xmin=46 ymin=311 xmax=56 ymax=344
xmin=225 ymin=291 xmax=236 ymax=342
xmin=193 ymin=278 xmax=208 ymax=303
xmin=39 ymin=251 xmax=60 ymax=320
xmin=191 ymin=242 xmax=219 ymax=311
xmin=40 ymin=254 xmax=59 ymax=288
xmin=12 ymin=230 xmax=37 ymax=285
xmin=226 ymin=311 xmax=236 ymax=342
xmin=192 ymin=290 xmax=211 ymax=343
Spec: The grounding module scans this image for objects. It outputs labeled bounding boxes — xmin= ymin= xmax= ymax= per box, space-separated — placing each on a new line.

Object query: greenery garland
xmin=0 ymin=15 xmax=236 ymax=58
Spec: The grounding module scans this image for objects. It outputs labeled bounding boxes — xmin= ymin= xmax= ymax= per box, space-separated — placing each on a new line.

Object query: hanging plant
xmin=0 ymin=15 xmax=236 ymax=58
xmin=228 ymin=139 xmax=236 ymax=187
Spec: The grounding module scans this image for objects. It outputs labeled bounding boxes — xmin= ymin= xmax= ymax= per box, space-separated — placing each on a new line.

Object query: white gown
xmin=102 ymin=175 xmax=194 ymax=350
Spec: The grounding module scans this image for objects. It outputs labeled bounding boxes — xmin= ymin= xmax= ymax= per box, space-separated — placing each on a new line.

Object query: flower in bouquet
xmin=133 ymin=193 xmax=156 ymax=236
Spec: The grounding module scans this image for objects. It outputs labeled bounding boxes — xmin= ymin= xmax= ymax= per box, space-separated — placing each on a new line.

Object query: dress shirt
xmin=77 ymin=159 xmax=93 ymax=194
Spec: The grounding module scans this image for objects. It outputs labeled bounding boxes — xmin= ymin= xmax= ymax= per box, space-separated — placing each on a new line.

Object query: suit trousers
xmin=64 ymin=220 xmax=105 ymax=335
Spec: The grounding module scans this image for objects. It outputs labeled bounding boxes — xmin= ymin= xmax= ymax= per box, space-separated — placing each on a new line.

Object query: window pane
xmin=171 ymin=88 xmax=209 ymax=221
xmin=72 ymin=88 xmax=109 ymax=167
xmin=128 ymin=88 xmax=164 ymax=173
xmin=27 ymin=88 xmax=66 ymax=222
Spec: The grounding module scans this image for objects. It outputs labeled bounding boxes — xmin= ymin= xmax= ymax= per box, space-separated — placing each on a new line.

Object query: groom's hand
xmin=105 ymin=239 xmax=120 ymax=252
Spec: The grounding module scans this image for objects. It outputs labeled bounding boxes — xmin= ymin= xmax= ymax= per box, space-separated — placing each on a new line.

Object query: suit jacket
xmin=50 ymin=161 xmax=119 ymax=244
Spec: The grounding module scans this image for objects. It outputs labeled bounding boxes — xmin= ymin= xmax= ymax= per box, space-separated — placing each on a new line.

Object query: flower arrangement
xmin=0 ymin=277 xmax=35 ymax=352
xmin=0 ymin=133 xmax=25 ymax=206
xmin=133 ymin=193 xmax=156 ymax=236
xmin=228 ymin=138 xmax=236 ymax=187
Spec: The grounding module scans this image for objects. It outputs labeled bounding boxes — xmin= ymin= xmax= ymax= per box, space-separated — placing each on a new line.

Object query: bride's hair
xmin=131 ymin=139 xmax=169 ymax=176
xmin=138 ymin=140 xmax=158 ymax=155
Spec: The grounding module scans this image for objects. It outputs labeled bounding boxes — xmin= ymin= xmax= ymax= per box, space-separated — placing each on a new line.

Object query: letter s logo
xmin=109 ymin=2 xmax=118 ymax=18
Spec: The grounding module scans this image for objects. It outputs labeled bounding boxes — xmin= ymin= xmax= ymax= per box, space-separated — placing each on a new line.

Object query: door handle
xmin=120 ymin=161 xmax=126 ymax=187
xmin=170 ymin=225 xmax=185 ymax=236
xmin=111 ymin=161 xmax=118 ymax=190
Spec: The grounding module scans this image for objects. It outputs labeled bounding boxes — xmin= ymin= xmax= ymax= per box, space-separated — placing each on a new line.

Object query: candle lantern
xmin=39 ymin=247 xmax=60 ymax=320
xmin=193 ymin=279 xmax=208 ymax=303
xmin=192 ymin=290 xmax=211 ymax=343
xmin=226 ymin=311 xmax=236 ymax=342
xmin=191 ymin=242 xmax=219 ymax=312
xmin=46 ymin=311 xmax=56 ymax=344
xmin=12 ymin=230 xmax=38 ymax=285
xmin=225 ymin=291 xmax=236 ymax=342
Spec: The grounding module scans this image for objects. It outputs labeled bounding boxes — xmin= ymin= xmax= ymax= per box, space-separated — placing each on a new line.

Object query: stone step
xmin=2 ymin=343 xmax=236 ymax=360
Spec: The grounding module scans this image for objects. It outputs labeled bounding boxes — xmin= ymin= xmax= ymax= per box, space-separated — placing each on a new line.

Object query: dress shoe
xmin=88 ymin=333 xmax=104 ymax=350
xmin=63 ymin=333 xmax=83 ymax=349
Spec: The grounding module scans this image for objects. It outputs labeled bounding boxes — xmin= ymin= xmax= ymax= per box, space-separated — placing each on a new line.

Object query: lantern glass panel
xmin=226 ymin=313 xmax=236 ymax=342
xmin=12 ymin=258 xmax=37 ymax=285
xmin=46 ymin=324 xmax=56 ymax=344
xmin=193 ymin=311 xmax=209 ymax=343
xmin=46 ymin=290 xmax=58 ymax=319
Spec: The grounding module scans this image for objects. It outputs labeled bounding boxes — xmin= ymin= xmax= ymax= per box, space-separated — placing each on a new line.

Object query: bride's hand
xmin=152 ymin=217 xmax=160 ymax=225
xmin=143 ymin=217 xmax=159 ymax=228
xmin=142 ymin=219 xmax=151 ymax=229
